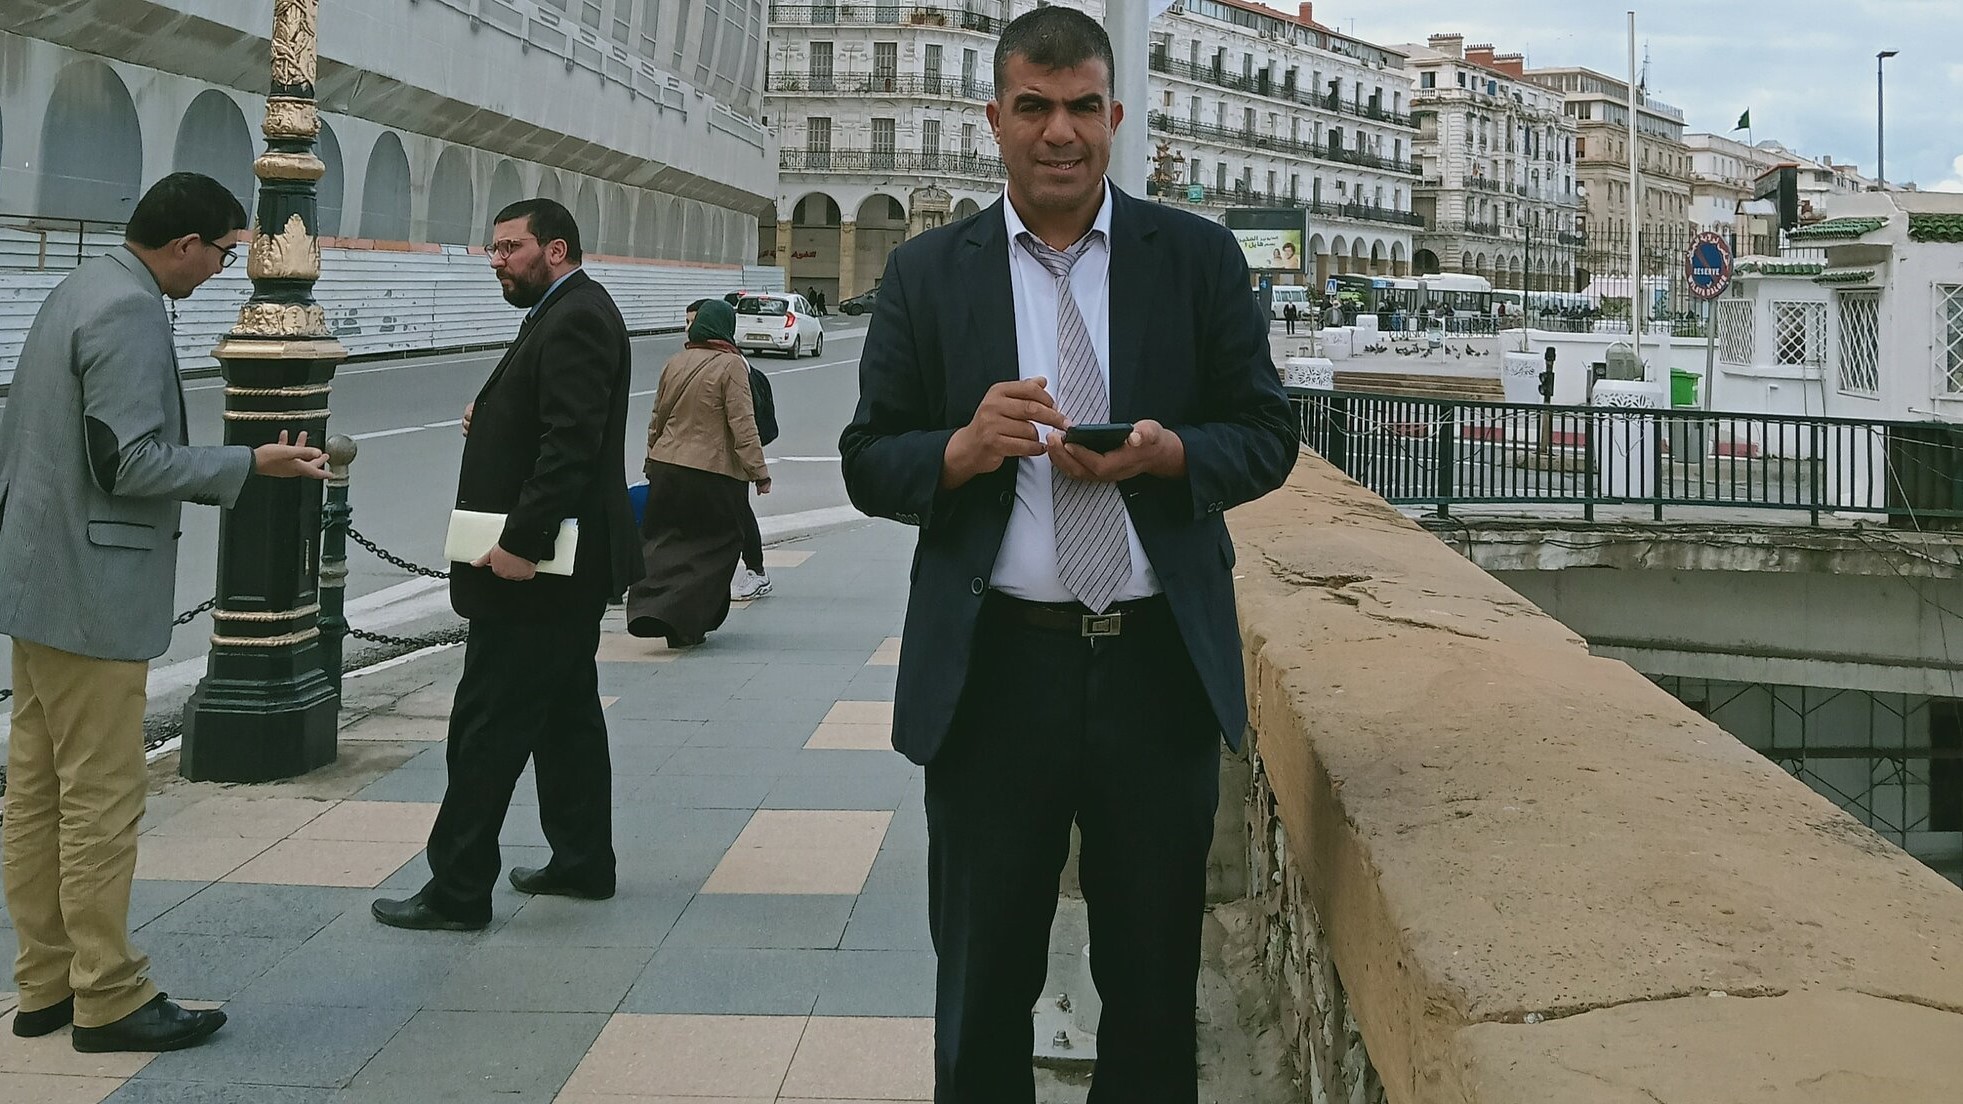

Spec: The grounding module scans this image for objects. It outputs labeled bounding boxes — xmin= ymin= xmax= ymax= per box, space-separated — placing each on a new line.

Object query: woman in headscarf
xmin=625 ymin=298 xmax=770 ymax=646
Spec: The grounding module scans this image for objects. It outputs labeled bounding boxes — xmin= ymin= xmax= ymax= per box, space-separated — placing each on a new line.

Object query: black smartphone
xmin=1063 ymin=422 xmax=1134 ymax=453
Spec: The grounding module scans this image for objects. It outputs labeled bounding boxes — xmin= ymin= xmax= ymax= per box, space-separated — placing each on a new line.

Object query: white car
xmin=735 ymin=294 xmax=825 ymax=358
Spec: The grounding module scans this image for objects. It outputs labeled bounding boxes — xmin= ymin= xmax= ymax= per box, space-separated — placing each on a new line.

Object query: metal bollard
xmin=319 ymin=434 xmax=357 ymax=692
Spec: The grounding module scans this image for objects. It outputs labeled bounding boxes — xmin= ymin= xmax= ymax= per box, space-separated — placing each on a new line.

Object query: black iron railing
xmin=0 ymin=213 xmax=128 ymax=271
xmin=767 ymin=70 xmax=994 ymax=100
xmin=767 ymin=3 xmax=1007 ymax=32
xmin=781 ymin=148 xmax=1009 ymax=178
xmin=1291 ymin=388 xmax=1963 ymax=526
xmin=1148 ymin=112 xmax=1422 ymax=176
xmin=1147 ymin=53 xmax=1415 ymax=128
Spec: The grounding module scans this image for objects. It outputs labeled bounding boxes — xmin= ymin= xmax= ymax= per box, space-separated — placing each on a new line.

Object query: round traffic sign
xmin=1685 ymin=232 xmax=1732 ymax=301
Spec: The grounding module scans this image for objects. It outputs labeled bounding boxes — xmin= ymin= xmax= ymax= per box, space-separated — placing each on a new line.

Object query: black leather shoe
xmin=71 ymin=994 xmax=225 ymax=1053
xmin=509 ymin=866 xmax=616 ymax=900
xmin=370 ymin=894 xmax=487 ymax=931
xmin=12 ymin=995 xmax=74 ymax=1037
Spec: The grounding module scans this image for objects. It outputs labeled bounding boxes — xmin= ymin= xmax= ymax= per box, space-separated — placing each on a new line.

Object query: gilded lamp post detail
xmin=181 ymin=0 xmax=348 ymax=782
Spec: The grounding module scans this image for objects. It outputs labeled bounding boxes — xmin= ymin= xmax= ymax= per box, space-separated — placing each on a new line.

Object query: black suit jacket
xmin=839 ymin=187 xmax=1299 ymax=765
xmin=450 ymin=269 xmax=643 ymax=622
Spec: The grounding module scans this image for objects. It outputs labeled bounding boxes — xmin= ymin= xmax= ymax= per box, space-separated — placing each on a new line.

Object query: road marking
xmin=767 ymin=357 xmax=858 ymax=376
xmin=767 ymin=455 xmax=843 ymax=463
xmin=757 ymin=504 xmax=867 ymax=540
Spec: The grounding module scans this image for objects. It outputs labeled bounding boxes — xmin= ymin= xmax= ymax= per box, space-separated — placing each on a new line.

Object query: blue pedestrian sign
xmin=1685 ymin=232 xmax=1732 ymax=301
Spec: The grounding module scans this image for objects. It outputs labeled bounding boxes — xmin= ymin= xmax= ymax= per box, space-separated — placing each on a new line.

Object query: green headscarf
xmin=687 ymin=298 xmax=737 ymax=345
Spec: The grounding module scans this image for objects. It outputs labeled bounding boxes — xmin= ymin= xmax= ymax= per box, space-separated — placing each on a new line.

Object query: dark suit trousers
xmin=926 ymin=598 xmax=1221 ymax=1104
xmin=422 ymin=615 xmax=615 ymax=922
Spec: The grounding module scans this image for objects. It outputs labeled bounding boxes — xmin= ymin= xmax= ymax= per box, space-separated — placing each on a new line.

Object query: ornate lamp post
xmin=181 ymin=0 xmax=347 ymax=782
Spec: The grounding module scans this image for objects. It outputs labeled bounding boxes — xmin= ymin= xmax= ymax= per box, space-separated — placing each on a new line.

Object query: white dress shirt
xmin=988 ymin=183 xmax=1163 ymax=603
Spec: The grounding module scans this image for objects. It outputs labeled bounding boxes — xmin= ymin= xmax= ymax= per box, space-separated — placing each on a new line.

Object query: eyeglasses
xmin=204 ymin=240 xmax=239 ymax=269
xmin=486 ymin=237 xmax=539 ymax=259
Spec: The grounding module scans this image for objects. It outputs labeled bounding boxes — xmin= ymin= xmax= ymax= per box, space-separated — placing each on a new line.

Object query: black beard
xmin=501 ymin=277 xmax=547 ymax=308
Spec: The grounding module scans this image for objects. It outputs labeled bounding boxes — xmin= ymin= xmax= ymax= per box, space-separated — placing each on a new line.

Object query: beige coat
xmin=645 ymin=346 xmax=769 ymax=483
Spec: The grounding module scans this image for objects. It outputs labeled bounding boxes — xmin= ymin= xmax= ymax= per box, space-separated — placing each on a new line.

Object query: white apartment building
xmin=1686 ymin=132 xmax=1779 ymax=256
xmin=1398 ymin=34 xmax=1581 ymax=292
xmin=764 ymin=0 xmax=1425 ymax=299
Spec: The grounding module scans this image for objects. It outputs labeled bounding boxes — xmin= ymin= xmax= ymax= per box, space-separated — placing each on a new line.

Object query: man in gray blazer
xmin=0 ymin=173 xmax=327 ymax=1052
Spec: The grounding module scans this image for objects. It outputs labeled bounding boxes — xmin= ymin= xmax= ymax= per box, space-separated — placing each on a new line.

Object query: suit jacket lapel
xmin=1105 ymin=188 xmax=1153 ymax=422
xmin=478 ymin=269 xmax=587 ymax=396
xmin=957 ymin=202 xmax=1017 ymax=408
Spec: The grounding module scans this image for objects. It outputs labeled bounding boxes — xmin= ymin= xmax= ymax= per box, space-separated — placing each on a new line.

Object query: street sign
xmin=1186 ymin=183 xmax=1205 ymax=203
xmin=1685 ymin=232 xmax=1733 ymax=301
xmin=1325 ymin=278 xmax=1339 ymax=295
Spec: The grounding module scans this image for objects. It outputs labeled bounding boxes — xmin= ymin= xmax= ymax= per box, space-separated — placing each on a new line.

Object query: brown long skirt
xmin=625 ymin=461 xmax=748 ymax=642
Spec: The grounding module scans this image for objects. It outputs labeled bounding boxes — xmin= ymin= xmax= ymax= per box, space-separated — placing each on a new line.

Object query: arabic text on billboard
xmin=1232 ymin=228 xmax=1304 ymax=273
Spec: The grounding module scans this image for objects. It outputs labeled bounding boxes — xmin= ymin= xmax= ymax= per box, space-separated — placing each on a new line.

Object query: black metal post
xmin=318 ymin=435 xmax=356 ymax=693
xmin=181 ymin=0 xmax=346 ymax=782
xmin=1435 ymin=402 xmax=1457 ymax=515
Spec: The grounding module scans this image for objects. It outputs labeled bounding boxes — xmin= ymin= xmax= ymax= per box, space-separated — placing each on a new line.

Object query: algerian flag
xmin=1734 ymin=109 xmax=1751 ymax=131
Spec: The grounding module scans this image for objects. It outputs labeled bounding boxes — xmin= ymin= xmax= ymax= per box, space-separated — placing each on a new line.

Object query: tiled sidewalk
xmin=0 ymin=521 xmax=947 ymax=1104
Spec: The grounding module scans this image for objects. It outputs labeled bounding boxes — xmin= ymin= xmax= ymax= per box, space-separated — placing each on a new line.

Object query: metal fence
xmin=1293 ymin=387 xmax=1963 ymax=527
xmin=0 ymin=213 xmax=127 ymax=272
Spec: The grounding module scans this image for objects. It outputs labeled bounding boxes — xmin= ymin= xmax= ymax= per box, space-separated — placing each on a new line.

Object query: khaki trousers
xmin=3 ymin=639 xmax=158 ymax=1026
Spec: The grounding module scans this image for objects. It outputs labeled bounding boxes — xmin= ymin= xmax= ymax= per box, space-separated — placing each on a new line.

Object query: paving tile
xmin=0 ymin=1009 xmax=155 ymax=1078
xmin=613 ymin=806 xmax=754 ymax=849
xmin=780 ymin=1016 xmax=935 ymax=1101
xmin=621 ymin=947 xmax=829 ymax=1016
xmin=822 ymin=701 xmax=894 ymax=726
xmin=104 ymin=1080 xmax=336 ymax=1103
xmin=138 ymin=932 xmax=305 ymax=1002
xmin=761 ymin=773 xmax=911 ymax=812
xmin=601 ymin=695 xmax=620 ymax=709
xmin=558 ymin=1013 xmax=805 ymax=1098
xmin=132 ymin=1001 xmax=416 ymax=1089
xmin=231 ymin=938 xmax=464 ymax=1010
xmin=0 ymin=1072 xmax=126 ymax=1103
xmin=390 ymin=685 xmax=455 ymax=719
xmin=814 ymin=950 xmax=937 ymax=1017
xmin=126 ymin=882 xmax=208 ymax=932
xmin=552 ymin=1095 xmax=772 ymax=1104
xmin=344 ymin=1009 xmax=607 ymax=1098
xmin=683 ymin=722 xmax=826 ymax=749
xmin=664 ymin=895 xmax=854 ymax=950
xmin=487 ymin=886 xmax=691 ymax=949
xmin=222 ymin=839 xmax=425 ymax=889
xmin=338 ymin=716 xmax=449 ymax=742
xmin=144 ymin=797 xmax=333 ymax=840
xmin=144 ymin=883 xmax=364 ymax=942
xmin=0 ymin=992 xmax=15 ymax=1015
xmin=348 ymin=769 xmax=452 ymax=804
xmin=703 ymin=811 xmax=891 ymax=896
xmin=291 ymin=801 xmax=440 ymax=844
xmin=427 ymin=945 xmax=652 ymax=1012
xmin=867 ymin=636 xmax=903 ymax=666
xmin=658 ymin=747 xmax=805 ymax=778
xmin=801 ymin=722 xmax=893 ymax=752
xmin=132 ymin=837 xmax=275 ymax=883
xmin=763 ymin=549 xmax=814 ymax=568
xmin=595 ymin=634 xmax=682 ymax=664
xmin=625 ymin=775 xmax=774 ymax=811
xmin=839 ymin=893 xmax=934 ymax=953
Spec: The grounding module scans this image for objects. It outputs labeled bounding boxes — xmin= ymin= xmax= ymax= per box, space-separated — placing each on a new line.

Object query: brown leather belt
xmin=982 ymin=592 xmax=1172 ymax=638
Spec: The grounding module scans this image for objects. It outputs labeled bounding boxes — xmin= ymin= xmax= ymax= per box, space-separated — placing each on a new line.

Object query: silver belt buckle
xmin=1080 ymin=612 xmax=1124 ymax=638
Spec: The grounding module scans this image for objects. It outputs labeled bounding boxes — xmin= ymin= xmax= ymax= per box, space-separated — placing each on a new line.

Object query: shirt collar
xmin=527 ymin=268 xmax=580 ymax=318
xmin=1002 ymin=179 xmax=1113 ymax=253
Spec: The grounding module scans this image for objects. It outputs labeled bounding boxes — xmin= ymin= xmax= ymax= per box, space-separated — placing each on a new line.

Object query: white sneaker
xmin=731 ymin=569 xmax=772 ymax=601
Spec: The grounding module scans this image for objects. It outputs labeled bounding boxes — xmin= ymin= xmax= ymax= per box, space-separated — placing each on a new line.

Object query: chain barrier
xmin=348 ymin=527 xmax=451 ymax=580
xmin=0 ymin=597 xmax=221 ymax=709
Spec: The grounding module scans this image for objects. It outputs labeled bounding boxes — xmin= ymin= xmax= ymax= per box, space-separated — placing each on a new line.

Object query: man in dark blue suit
xmin=839 ymin=9 xmax=1298 ymax=1101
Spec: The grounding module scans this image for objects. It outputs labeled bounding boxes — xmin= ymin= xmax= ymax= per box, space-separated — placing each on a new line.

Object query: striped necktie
xmin=1019 ymin=232 xmax=1132 ymax=614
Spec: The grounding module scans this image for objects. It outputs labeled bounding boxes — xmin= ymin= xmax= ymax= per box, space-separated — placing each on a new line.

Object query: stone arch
xmin=1413 ymin=248 xmax=1440 ymax=276
xmin=317 ymin=120 xmax=345 ymax=238
xmin=1369 ymin=239 xmax=1387 ymax=275
xmin=536 ymin=169 xmax=563 ymax=205
xmin=172 ymin=89 xmax=256 ymax=209
xmin=601 ymin=184 xmax=630 ymax=256
xmin=359 ymin=131 xmax=412 ymax=240
xmin=953 ymin=197 xmax=981 ymax=219
xmin=789 ymin=192 xmax=843 ymax=300
xmin=37 ymin=60 xmax=143 ymax=221
xmin=426 ymin=147 xmax=474 ymax=245
xmin=574 ymin=180 xmax=602 ymax=255
xmin=854 ymin=193 xmax=907 ymax=298
xmin=482 ymin=159 xmax=524 ymax=245
xmin=1329 ymin=234 xmax=1350 ymax=274
xmin=632 ymin=191 xmax=660 ymax=259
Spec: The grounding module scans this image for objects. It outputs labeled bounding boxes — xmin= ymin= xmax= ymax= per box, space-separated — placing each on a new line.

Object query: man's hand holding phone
xmin=1048 ymin=418 xmax=1186 ymax=484
xmin=941 ymin=377 xmax=1068 ymax=489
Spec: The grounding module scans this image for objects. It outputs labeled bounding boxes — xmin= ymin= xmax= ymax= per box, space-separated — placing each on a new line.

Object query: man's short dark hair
xmin=124 ymin=173 xmax=249 ymax=250
xmin=493 ymin=197 xmax=583 ymax=263
xmin=993 ymin=7 xmax=1115 ymax=96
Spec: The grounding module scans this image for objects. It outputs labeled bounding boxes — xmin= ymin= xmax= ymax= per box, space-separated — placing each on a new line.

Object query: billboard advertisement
xmin=1230 ymin=227 xmax=1305 ymax=274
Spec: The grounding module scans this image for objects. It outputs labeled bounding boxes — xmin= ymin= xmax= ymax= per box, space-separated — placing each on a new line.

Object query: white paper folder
xmin=443 ymin=510 xmax=579 ymax=576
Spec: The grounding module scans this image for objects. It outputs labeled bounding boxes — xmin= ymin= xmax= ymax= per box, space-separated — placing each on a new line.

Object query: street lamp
xmin=1876 ymin=50 xmax=1898 ymax=189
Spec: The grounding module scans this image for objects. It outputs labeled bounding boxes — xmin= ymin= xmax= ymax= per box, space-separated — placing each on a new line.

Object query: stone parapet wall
xmin=1227 ymin=453 xmax=1963 ymax=1103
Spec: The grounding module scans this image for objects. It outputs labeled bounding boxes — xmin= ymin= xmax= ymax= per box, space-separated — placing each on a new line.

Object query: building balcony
xmin=1148 ymin=113 xmax=1421 ymax=177
xmin=1463 ymin=175 xmax=1505 ymax=193
xmin=766 ymin=3 xmax=1007 ymax=34
xmin=1148 ymin=53 xmax=1415 ymax=130
xmin=1148 ymin=181 xmax=1425 ymax=229
xmin=781 ymin=147 xmax=1007 ymax=182
xmin=766 ymin=70 xmax=994 ymax=101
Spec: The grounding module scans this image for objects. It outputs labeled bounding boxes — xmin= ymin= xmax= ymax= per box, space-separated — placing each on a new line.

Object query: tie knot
xmin=1019 ymin=232 xmax=1093 ymax=281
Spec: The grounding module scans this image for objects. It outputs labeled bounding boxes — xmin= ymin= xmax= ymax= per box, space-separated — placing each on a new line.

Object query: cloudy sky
xmin=1260 ymin=0 xmax=1963 ymax=190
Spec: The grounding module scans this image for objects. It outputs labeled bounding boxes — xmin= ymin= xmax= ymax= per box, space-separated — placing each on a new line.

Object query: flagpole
xmin=1628 ymin=10 xmax=1641 ymax=373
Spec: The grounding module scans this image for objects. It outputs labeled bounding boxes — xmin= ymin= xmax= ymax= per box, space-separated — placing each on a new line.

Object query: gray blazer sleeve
xmin=78 ymin=290 xmax=254 ymax=507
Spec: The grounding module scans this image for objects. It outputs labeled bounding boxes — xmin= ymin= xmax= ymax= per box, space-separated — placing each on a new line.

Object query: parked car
xmin=837 ymin=287 xmax=878 ymax=316
xmin=735 ymin=293 xmax=824 ymax=358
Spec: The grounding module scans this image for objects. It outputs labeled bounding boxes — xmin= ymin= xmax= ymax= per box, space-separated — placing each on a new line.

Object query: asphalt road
xmin=0 ymin=314 xmax=874 ymax=712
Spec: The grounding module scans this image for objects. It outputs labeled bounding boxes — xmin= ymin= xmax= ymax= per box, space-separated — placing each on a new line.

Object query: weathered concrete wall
xmin=1229 ymin=455 xmax=1963 ymax=1103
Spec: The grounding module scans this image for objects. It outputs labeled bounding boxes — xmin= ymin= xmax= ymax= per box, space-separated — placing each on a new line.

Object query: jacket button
xmin=970 ymin=578 xmax=985 ymax=595
xmin=998 ymin=490 xmax=1012 ymax=506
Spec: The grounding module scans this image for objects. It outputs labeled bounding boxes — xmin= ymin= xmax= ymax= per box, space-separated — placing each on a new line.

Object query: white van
xmin=1268 ymin=284 xmax=1312 ymax=319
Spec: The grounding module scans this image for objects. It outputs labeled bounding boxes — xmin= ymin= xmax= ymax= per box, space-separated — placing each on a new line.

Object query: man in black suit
xmin=838 ymin=9 xmax=1297 ymax=1102
xmin=373 ymin=198 xmax=642 ymax=931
